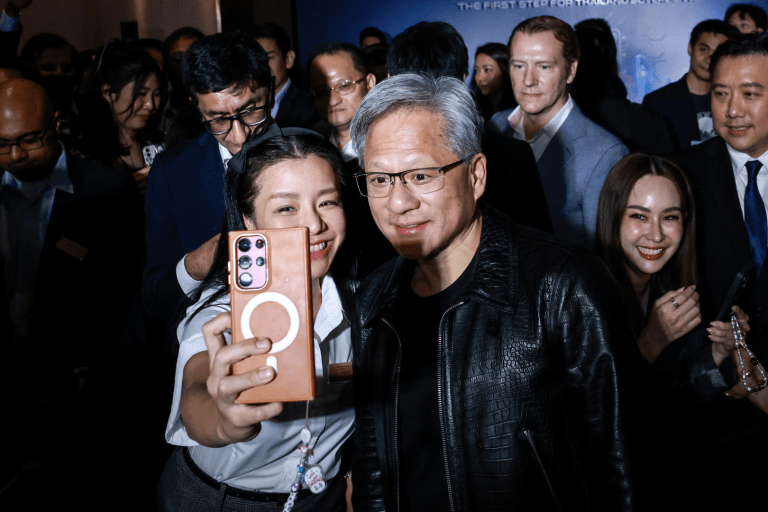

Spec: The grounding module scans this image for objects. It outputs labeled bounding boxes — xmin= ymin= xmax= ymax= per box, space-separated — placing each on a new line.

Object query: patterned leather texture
xmin=352 ymin=204 xmax=636 ymax=512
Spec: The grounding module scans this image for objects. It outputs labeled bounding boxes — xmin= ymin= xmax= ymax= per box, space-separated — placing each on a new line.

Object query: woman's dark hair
xmin=470 ymin=42 xmax=516 ymax=121
xmin=189 ymin=134 xmax=349 ymax=317
xmin=596 ymin=153 xmax=697 ymax=328
xmin=73 ymin=41 xmax=166 ymax=166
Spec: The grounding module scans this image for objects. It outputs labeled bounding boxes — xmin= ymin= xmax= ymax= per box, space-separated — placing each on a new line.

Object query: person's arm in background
xmin=0 ymin=0 xmax=31 ymax=58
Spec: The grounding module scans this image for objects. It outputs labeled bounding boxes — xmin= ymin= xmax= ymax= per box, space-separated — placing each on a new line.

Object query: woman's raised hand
xmin=708 ymin=305 xmax=750 ymax=366
xmin=638 ymin=285 xmax=701 ymax=364
xmin=201 ymin=311 xmax=284 ymax=445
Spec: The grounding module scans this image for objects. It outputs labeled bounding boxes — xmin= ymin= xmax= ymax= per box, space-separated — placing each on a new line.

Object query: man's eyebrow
xmin=0 ymin=129 xmax=44 ymax=141
xmin=206 ymin=99 xmax=260 ymax=117
xmin=739 ymin=82 xmax=765 ymax=89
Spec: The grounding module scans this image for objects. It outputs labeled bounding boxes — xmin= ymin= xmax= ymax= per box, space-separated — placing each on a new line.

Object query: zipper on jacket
xmin=521 ymin=428 xmax=563 ymax=512
xmin=382 ymin=318 xmax=403 ymax=512
xmin=438 ymin=301 xmax=465 ymax=512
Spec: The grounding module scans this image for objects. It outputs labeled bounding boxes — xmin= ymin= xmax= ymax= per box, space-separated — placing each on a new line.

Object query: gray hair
xmin=350 ymin=73 xmax=484 ymax=169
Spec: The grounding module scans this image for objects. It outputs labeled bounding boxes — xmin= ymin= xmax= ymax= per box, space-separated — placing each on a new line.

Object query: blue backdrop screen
xmin=295 ymin=0 xmax=734 ymax=102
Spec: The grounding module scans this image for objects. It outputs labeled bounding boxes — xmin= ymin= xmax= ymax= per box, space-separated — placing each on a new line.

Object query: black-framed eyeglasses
xmin=200 ymin=105 xmax=270 ymax=136
xmin=0 ymin=116 xmax=55 ymax=155
xmin=312 ymin=78 xmax=366 ymax=100
xmin=353 ymin=160 xmax=465 ymax=198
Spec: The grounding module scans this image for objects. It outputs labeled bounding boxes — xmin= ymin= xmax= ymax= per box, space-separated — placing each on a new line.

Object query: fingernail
xmin=678 ymin=287 xmax=685 ymax=292
xmin=692 ymin=285 xmax=696 ymax=290
xmin=256 ymin=339 xmax=269 ymax=349
xmin=710 ymin=322 xmax=715 ymax=326
xmin=259 ymin=367 xmax=274 ymax=379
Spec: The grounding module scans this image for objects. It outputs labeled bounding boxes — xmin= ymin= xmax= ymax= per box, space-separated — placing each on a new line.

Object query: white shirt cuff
xmin=176 ymin=255 xmax=202 ymax=295
xmin=0 ymin=11 xmax=20 ymax=32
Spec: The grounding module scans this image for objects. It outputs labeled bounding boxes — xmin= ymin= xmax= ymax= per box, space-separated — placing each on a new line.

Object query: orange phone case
xmin=228 ymin=228 xmax=315 ymax=403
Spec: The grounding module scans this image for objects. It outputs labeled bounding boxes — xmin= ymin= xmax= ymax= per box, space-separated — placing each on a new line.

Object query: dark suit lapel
xmin=700 ymin=139 xmax=753 ymax=258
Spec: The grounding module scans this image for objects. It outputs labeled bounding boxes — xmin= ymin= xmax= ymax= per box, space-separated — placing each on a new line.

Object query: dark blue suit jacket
xmin=143 ymin=132 xmax=226 ymax=319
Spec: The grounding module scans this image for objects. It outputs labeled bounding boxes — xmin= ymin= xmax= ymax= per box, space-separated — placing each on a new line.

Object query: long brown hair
xmin=596 ymin=153 xmax=697 ymax=324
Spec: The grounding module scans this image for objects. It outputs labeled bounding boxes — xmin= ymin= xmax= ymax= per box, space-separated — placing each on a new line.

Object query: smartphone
xmin=228 ymin=228 xmax=315 ymax=403
xmin=142 ymin=143 xmax=165 ymax=167
xmin=715 ymin=263 xmax=755 ymax=322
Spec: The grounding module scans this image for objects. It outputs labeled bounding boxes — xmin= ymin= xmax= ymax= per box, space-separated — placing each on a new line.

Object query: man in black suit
xmin=0 ymin=79 xmax=143 ymax=509
xmin=389 ymin=21 xmax=552 ymax=233
xmin=251 ymin=23 xmax=321 ymax=131
xmin=643 ymin=19 xmax=733 ymax=150
xmin=673 ymin=33 xmax=768 ymax=510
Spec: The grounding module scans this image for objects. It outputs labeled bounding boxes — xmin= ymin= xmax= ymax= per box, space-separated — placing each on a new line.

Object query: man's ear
xmin=468 ymin=152 xmax=487 ymax=201
xmin=365 ymin=72 xmax=377 ymax=92
xmin=566 ymin=59 xmax=578 ymax=85
xmin=285 ymin=50 xmax=296 ymax=70
xmin=687 ymin=43 xmax=693 ymax=57
xmin=51 ymin=111 xmax=62 ymax=137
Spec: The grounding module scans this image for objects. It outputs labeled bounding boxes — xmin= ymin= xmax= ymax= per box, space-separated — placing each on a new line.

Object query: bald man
xmin=0 ymin=79 xmax=143 ymax=507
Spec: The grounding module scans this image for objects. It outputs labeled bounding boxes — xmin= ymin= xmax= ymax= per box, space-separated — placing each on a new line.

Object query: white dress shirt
xmin=165 ymin=275 xmax=354 ymax=491
xmin=507 ymin=95 xmax=575 ymax=162
xmin=725 ymin=144 xmax=768 ymax=221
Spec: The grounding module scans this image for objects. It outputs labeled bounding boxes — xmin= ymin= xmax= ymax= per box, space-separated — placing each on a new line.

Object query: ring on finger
xmin=670 ymin=297 xmax=680 ymax=308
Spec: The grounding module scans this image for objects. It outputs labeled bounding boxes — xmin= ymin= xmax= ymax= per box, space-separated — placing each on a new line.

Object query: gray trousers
xmin=156 ymin=447 xmax=346 ymax=512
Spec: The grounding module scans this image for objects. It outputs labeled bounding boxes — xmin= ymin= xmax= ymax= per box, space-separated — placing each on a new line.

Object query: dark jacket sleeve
xmin=351 ymin=272 xmax=388 ymax=512
xmin=142 ymin=152 xmax=187 ymax=319
xmin=549 ymin=251 xmax=636 ymax=512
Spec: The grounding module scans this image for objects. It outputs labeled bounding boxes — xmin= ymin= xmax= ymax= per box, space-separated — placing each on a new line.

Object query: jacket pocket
xmin=520 ymin=428 xmax=563 ymax=512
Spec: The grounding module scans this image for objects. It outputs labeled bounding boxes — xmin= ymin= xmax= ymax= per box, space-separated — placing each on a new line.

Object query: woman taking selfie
xmin=470 ymin=43 xmax=516 ymax=123
xmin=158 ymin=127 xmax=353 ymax=512
xmin=74 ymin=41 xmax=165 ymax=191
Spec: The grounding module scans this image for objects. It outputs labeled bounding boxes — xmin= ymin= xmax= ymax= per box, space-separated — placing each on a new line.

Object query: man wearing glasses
xmin=144 ymin=33 xmax=273 ymax=320
xmin=307 ymin=42 xmax=376 ymax=162
xmin=349 ymin=74 xmax=636 ymax=511
xmin=0 ymin=79 xmax=141 ymax=505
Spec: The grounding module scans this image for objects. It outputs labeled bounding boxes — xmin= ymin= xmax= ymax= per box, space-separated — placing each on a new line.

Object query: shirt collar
xmin=508 ymin=95 xmax=574 ymax=141
xmin=218 ymin=142 xmax=233 ymax=168
xmin=0 ymin=143 xmax=72 ymax=194
xmin=314 ymin=274 xmax=349 ymax=343
xmin=274 ymin=77 xmax=291 ymax=106
xmin=725 ymin=143 xmax=768 ymax=177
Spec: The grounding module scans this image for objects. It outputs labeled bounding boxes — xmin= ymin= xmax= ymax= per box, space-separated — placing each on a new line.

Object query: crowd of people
xmin=1 ymin=0 xmax=768 ymax=510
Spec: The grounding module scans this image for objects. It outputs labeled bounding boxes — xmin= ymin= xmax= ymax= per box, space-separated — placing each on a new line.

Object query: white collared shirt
xmin=725 ymin=144 xmax=768 ymax=221
xmin=165 ymin=275 xmax=354 ymax=491
xmin=507 ymin=95 xmax=575 ymax=162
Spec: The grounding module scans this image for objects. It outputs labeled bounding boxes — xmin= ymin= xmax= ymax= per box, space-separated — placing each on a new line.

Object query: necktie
xmin=744 ymin=160 xmax=767 ymax=276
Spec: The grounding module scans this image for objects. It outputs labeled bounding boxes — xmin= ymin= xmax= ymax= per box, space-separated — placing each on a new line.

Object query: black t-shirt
xmin=690 ymin=91 xmax=716 ymax=142
xmin=397 ymin=253 xmax=477 ymax=512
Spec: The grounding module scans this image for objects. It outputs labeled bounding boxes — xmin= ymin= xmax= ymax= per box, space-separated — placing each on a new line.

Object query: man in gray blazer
xmin=490 ymin=15 xmax=628 ymax=247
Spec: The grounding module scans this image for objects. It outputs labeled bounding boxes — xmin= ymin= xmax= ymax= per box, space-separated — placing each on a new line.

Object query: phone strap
xmin=282 ymin=401 xmax=326 ymax=512
xmin=731 ymin=313 xmax=768 ymax=394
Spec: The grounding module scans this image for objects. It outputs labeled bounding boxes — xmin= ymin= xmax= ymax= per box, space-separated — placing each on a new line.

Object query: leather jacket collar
xmin=361 ymin=202 xmax=520 ymax=329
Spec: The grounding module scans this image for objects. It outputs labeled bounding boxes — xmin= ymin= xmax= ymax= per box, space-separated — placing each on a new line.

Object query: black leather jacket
xmin=351 ymin=206 xmax=636 ymax=512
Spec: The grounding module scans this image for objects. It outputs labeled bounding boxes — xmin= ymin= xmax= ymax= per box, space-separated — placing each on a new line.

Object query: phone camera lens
xmin=238 ymin=238 xmax=251 ymax=252
xmin=238 ymin=256 xmax=252 ymax=269
xmin=255 ymin=239 xmax=265 ymax=249
xmin=255 ymin=257 xmax=265 ymax=266
xmin=239 ymin=273 xmax=253 ymax=287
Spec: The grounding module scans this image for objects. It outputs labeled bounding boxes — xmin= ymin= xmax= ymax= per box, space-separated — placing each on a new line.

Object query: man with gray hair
xmin=350 ymin=73 xmax=636 ymax=511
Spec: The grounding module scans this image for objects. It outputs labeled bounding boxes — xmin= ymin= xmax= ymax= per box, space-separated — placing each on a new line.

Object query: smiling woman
xmin=157 ymin=127 xmax=355 ymax=512
xmin=72 ymin=41 xmax=166 ymax=185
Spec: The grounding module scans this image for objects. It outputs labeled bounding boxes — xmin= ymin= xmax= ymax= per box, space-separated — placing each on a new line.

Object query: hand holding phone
xmin=229 ymin=228 xmax=315 ymax=404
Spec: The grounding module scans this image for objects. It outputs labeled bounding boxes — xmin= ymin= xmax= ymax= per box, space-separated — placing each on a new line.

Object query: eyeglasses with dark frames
xmin=353 ymin=160 xmax=465 ymax=198
xmin=312 ymin=78 xmax=366 ymax=100
xmin=199 ymin=105 xmax=270 ymax=136
xmin=0 ymin=116 xmax=55 ymax=155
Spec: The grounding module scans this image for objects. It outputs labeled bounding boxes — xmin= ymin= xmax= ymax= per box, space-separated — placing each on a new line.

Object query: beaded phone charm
xmin=731 ymin=313 xmax=768 ymax=394
xmin=282 ymin=402 xmax=326 ymax=512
